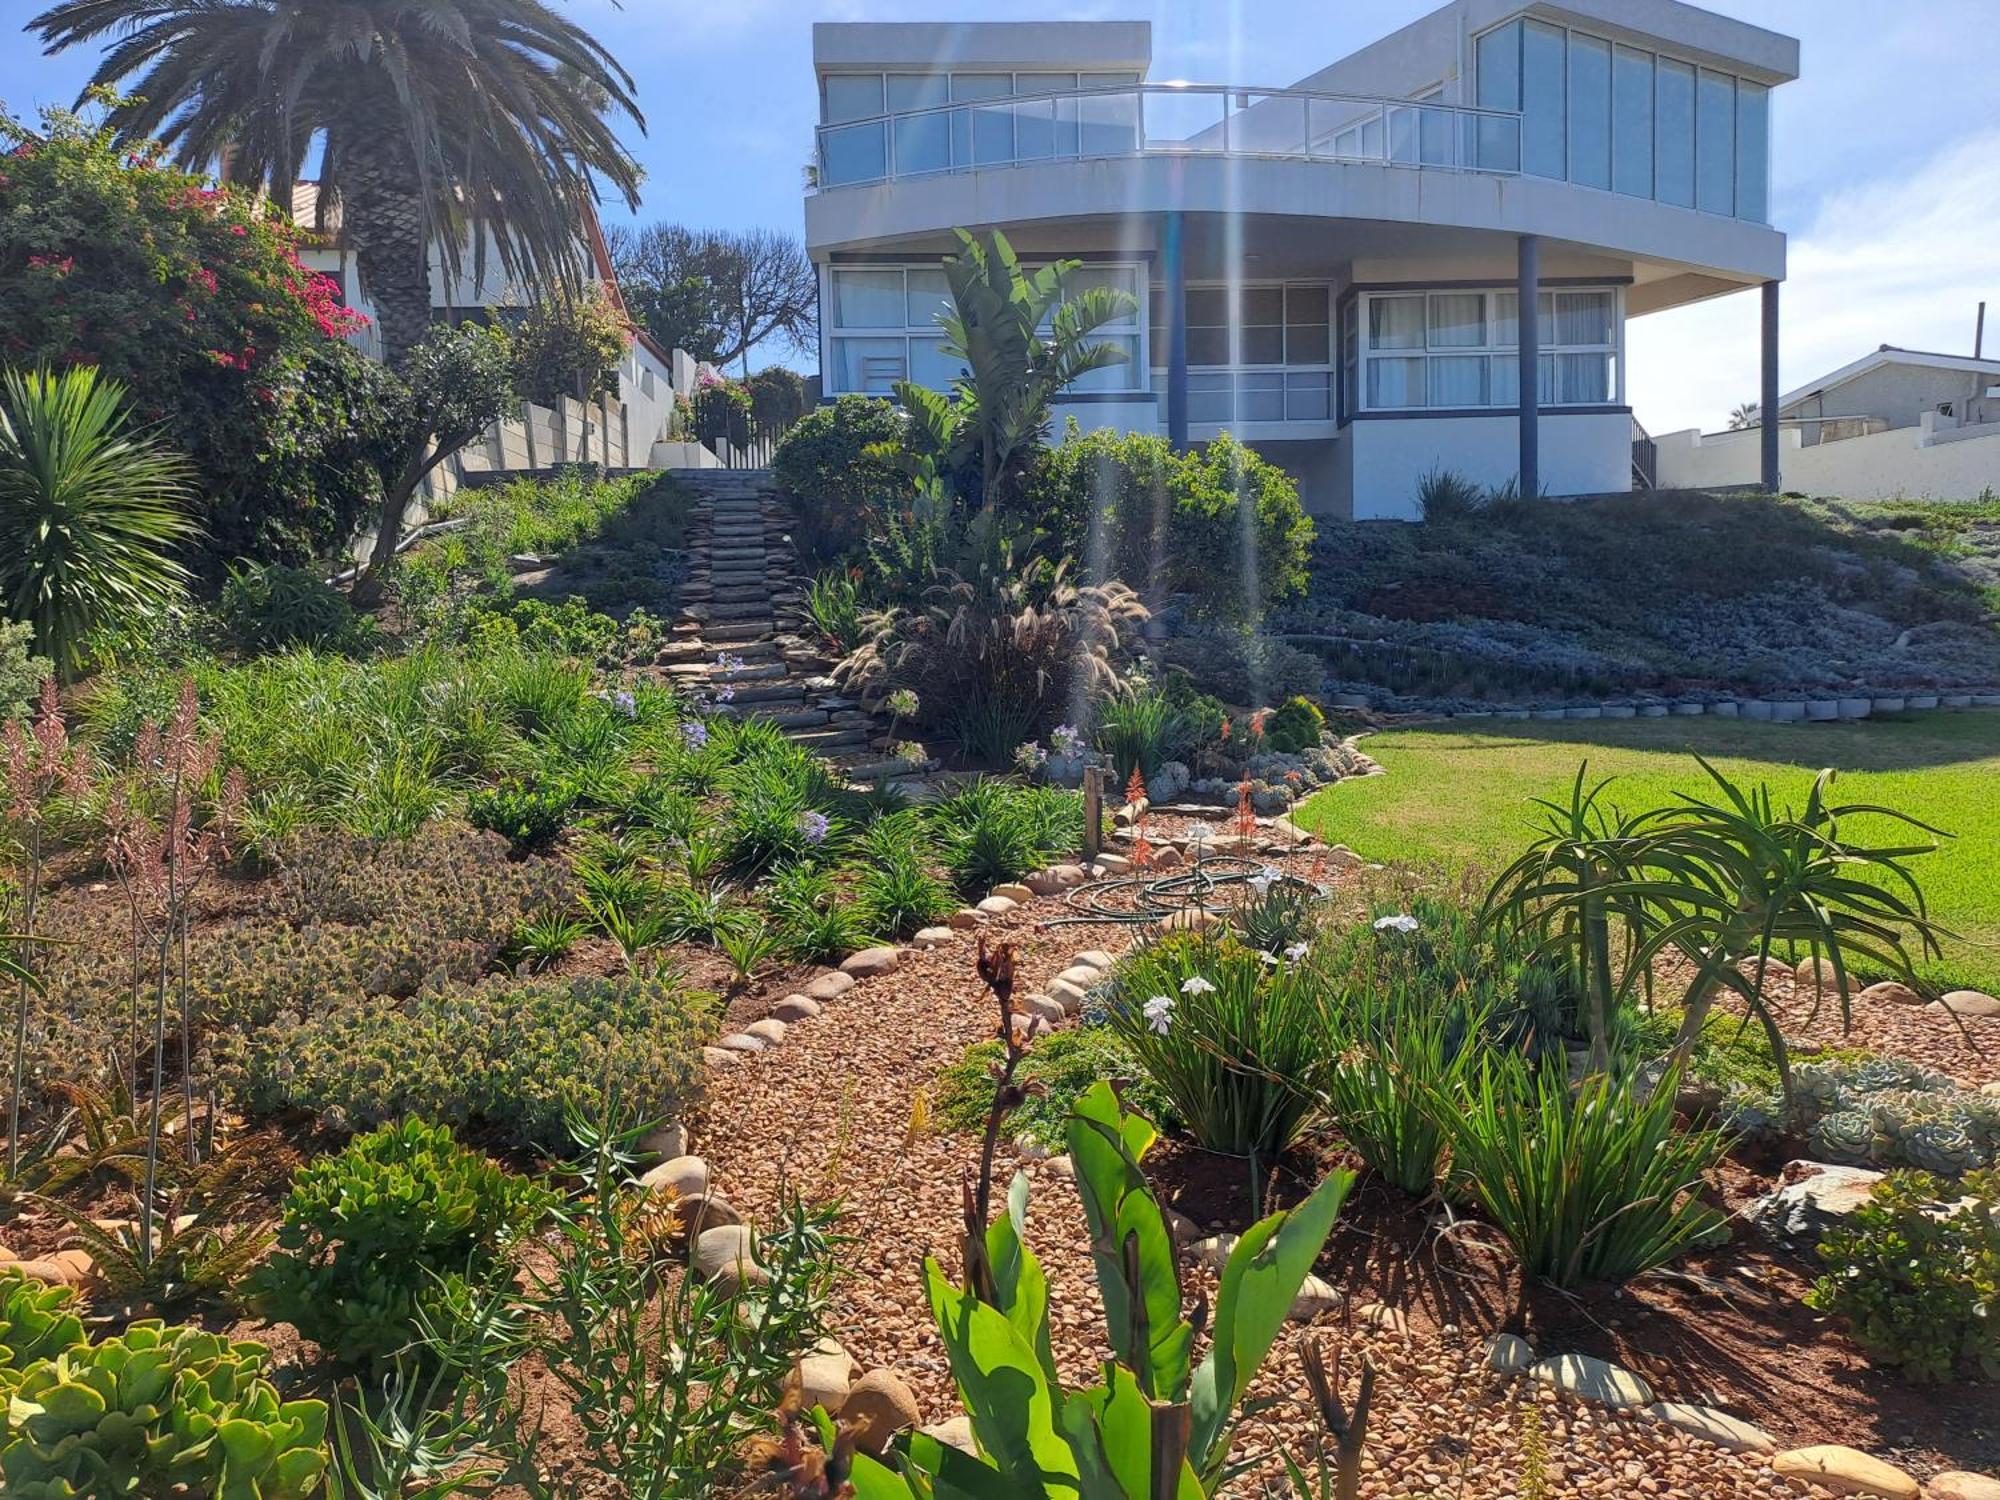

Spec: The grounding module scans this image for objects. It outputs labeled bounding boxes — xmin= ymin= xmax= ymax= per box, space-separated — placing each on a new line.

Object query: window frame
xmin=1145 ymin=278 xmax=1339 ymax=427
xmin=1347 ymin=284 xmax=1626 ymax=417
xmin=823 ymin=260 xmax=1150 ymax=398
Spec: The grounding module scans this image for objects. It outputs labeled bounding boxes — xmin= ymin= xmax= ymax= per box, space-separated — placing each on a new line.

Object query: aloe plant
xmin=849 ymin=1082 xmax=1353 ymax=1498
xmin=1483 ymin=757 xmax=1949 ymax=1116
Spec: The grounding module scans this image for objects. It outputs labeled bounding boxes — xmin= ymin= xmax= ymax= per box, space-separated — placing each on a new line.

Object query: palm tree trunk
xmin=341 ymin=135 xmax=433 ymax=371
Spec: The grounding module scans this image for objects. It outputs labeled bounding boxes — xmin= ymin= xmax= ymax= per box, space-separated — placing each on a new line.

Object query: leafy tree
xmin=356 ymin=326 xmax=517 ymax=598
xmin=894 ymin=229 xmax=1135 ymax=513
xmin=0 ymin=367 xmax=197 ymax=676
xmin=35 ymin=0 xmax=645 ymax=372
xmin=1728 ymin=401 xmax=1761 ymax=430
xmin=746 ymin=367 xmax=808 ymax=430
xmin=608 ymin=223 xmax=818 ymax=374
xmin=511 ymin=285 xmax=634 ymax=406
xmin=0 ymin=104 xmax=384 ymax=573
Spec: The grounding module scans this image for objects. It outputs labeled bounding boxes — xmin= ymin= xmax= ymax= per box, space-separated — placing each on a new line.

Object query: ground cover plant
xmin=1297 ymin=713 xmax=2000 ymax=995
xmin=1807 ymin=1168 xmax=2000 ymax=1383
xmin=1270 ymin=489 xmax=2000 ymax=700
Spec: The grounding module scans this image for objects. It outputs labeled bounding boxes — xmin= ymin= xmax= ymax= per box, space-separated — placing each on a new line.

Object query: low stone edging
xmin=1334 ymin=690 xmax=2000 ymax=725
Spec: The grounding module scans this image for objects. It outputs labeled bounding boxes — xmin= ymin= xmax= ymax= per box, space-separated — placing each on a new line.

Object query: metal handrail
xmin=813 ymin=80 xmax=1524 ymax=190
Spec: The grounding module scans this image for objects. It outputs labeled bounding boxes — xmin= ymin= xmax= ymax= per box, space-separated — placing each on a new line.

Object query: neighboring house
xmin=803 ymin=2 xmax=1798 ymax=519
xmin=1655 ymin=345 xmax=2000 ymax=499
xmin=293 ymin=185 xmax=695 ymax=472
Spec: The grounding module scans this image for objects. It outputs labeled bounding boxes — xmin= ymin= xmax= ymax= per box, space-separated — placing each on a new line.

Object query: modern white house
xmin=1655 ymin=344 xmax=2000 ymax=499
xmin=803 ymin=2 xmax=1798 ymax=519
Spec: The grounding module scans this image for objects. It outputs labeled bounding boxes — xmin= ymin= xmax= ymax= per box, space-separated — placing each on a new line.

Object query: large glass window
xmin=1286 ymin=286 xmax=1331 ymax=365
xmin=1696 ymin=68 xmax=1736 ymax=215
xmin=1471 ymin=21 xmax=1770 ymax=221
xmin=828 ymin=263 xmax=1144 ymax=398
xmin=1612 ymin=45 xmax=1653 ymax=198
xmin=1655 ymin=58 xmax=1695 ymax=207
xmin=818 ymin=70 xmax=1142 ymax=180
xmin=1521 ymin=20 xmax=1568 ymax=179
xmin=1735 ymin=80 xmax=1770 ymax=224
xmin=1568 ymin=34 xmax=1611 ymax=190
xmin=1145 ymin=282 xmax=1338 ymax=424
xmin=1352 ymin=286 xmax=1620 ymax=414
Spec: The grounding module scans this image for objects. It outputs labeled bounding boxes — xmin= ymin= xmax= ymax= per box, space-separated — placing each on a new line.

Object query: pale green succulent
xmin=0 ymin=1321 xmax=327 ymax=1499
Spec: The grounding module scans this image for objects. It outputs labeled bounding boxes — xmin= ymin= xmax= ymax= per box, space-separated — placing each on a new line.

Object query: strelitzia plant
xmin=842 ymin=1082 xmax=1354 ymax=1498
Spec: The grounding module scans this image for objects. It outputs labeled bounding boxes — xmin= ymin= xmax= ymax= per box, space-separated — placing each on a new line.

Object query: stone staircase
xmin=660 ymin=469 xmax=936 ymax=783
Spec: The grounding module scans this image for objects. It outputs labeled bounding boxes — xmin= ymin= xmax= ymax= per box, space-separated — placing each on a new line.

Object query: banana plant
xmin=845 ymin=1082 xmax=1353 ymax=1499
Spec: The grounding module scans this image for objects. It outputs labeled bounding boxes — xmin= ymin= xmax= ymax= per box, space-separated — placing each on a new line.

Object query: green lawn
xmin=1295 ymin=710 xmax=2000 ymax=994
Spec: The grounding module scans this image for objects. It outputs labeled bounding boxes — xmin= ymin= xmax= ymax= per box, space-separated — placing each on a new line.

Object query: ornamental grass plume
xmin=4 ymin=676 xmax=91 ymax=1176
xmin=104 ymin=676 xmax=241 ymax=1262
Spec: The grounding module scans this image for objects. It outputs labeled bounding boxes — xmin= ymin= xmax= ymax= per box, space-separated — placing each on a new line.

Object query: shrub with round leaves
xmin=249 ymin=1118 xmax=552 ymax=1368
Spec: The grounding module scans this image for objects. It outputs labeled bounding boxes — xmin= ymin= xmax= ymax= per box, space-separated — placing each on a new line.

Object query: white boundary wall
xmin=1656 ymin=413 xmax=2000 ymax=500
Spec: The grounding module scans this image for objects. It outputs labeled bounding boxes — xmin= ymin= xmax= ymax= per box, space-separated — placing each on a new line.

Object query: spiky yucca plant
xmin=0 ymin=366 xmax=195 ymax=677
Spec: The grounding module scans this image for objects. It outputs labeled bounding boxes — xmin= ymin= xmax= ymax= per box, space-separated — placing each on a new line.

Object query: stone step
xmin=725 ymin=705 xmax=828 ymax=729
xmin=794 ymin=727 xmax=871 ymax=750
xmin=701 ymin=620 xmax=771 ymax=642
xmin=702 ymin=601 xmax=774 ymax=622
xmin=712 ymin=661 xmax=790 ymax=683
xmin=711 ymin=586 xmax=773 ymax=604
xmin=840 ymin=757 xmax=936 ymax=781
xmin=727 ymin=683 xmax=810 ymax=706
xmin=710 ymin=547 xmax=768 ymax=562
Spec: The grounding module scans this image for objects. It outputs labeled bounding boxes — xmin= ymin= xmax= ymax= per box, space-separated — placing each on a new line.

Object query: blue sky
xmin=5 ymin=0 xmax=1996 ymax=433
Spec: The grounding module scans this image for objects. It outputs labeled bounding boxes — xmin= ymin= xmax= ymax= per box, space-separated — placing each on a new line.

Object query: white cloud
xmin=1629 ymin=131 xmax=2000 ymax=436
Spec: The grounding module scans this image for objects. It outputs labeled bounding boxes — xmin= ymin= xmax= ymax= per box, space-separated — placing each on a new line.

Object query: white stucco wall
xmin=1655 ymin=418 xmax=2000 ymax=501
xmin=1344 ymin=411 xmax=1633 ymax=519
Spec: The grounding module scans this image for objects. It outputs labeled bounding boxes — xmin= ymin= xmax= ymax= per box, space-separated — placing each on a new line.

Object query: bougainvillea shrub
xmin=0 ymin=106 xmax=390 ymax=574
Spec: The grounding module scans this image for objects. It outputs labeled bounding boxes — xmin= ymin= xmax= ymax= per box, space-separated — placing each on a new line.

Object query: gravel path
xmin=688 ymin=836 xmax=1880 ymax=1497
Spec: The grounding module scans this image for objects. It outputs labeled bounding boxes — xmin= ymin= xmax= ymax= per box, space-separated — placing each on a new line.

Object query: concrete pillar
xmin=1517 ymin=233 xmax=1540 ymax=499
xmin=1163 ymin=209 xmax=1188 ymax=451
xmin=1761 ymin=280 xmax=1781 ymax=493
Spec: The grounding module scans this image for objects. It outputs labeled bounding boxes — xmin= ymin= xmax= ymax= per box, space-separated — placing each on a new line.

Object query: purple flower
xmin=612 ymin=689 xmax=637 ymax=719
xmin=680 ymin=720 xmax=710 ymax=750
xmin=1050 ymin=723 xmax=1086 ymax=760
xmin=798 ymin=810 xmax=830 ymax=845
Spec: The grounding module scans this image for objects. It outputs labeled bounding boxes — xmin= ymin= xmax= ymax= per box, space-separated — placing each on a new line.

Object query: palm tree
xmin=0 ymin=366 xmax=196 ymax=677
xmin=897 ymin=229 xmax=1136 ymax=512
xmin=1728 ymin=401 xmax=1761 ymax=430
xmin=33 ymin=0 xmax=645 ymax=371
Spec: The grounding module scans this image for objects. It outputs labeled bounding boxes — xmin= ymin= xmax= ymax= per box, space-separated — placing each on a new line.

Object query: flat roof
xmin=812 ymin=21 xmax=1151 ymax=76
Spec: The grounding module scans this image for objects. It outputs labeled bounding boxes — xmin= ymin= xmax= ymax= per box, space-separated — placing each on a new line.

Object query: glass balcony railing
xmin=814 ymin=82 xmax=1524 ymax=190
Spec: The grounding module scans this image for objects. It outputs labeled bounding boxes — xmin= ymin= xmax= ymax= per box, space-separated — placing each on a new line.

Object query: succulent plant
xmin=250 ymin=1119 xmax=551 ymax=1368
xmin=0 ymin=1322 xmax=326 ymax=1498
xmin=0 ymin=1271 xmax=84 ymax=1377
xmin=1792 ymin=1057 xmax=1999 ymax=1175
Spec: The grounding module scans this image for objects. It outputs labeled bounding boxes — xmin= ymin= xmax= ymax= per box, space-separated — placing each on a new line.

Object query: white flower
xmin=1258 ymin=950 xmax=1280 ymax=967
xmin=1247 ymin=864 xmax=1281 ymax=895
xmin=1180 ymin=975 xmax=1217 ymax=995
xmin=1187 ymin=822 xmax=1215 ymax=843
xmin=1142 ymin=994 xmax=1175 ymax=1035
xmin=1284 ymin=941 xmax=1311 ymax=961
xmin=1373 ymin=913 xmax=1420 ymax=934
